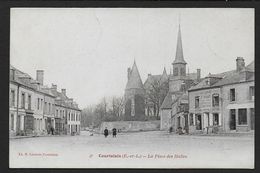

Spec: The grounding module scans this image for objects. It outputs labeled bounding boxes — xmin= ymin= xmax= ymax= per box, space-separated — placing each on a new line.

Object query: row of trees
xmin=80 ymin=96 xmax=124 ymax=128
xmin=81 ymin=77 xmax=169 ymax=128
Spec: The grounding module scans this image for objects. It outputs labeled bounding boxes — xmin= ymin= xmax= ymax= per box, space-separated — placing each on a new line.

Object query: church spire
xmin=125 ymin=61 xmax=144 ymax=90
xmin=173 ymin=23 xmax=187 ymax=65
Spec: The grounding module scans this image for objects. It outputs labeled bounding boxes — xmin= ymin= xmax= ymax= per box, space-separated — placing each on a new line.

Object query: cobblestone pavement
xmin=9 ymin=130 xmax=254 ymax=169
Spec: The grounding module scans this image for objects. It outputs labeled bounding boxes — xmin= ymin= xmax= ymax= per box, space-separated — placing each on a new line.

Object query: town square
xmin=9 ymin=8 xmax=254 ymax=168
xmin=10 ymin=130 xmax=254 ymax=168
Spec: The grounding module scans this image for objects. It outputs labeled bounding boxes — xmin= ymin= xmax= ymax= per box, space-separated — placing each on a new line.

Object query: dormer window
xmin=205 ymin=79 xmax=210 ymax=85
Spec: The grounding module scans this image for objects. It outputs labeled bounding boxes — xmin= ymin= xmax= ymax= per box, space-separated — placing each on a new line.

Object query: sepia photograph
xmin=9 ymin=8 xmax=254 ymax=168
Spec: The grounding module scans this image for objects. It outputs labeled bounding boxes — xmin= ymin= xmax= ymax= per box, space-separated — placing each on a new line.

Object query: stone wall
xmin=100 ymin=120 xmax=160 ymax=133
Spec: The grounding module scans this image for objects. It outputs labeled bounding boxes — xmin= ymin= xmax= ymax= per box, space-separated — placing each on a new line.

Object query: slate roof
xmin=144 ymin=68 xmax=168 ymax=89
xmin=125 ymin=61 xmax=144 ymax=90
xmin=160 ymin=91 xmax=184 ymax=109
xmin=189 ymin=61 xmax=254 ymax=91
xmin=246 ymin=61 xmax=254 ymax=71
xmin=186 ymin=73 xmax=197 ymax=81
xmin=10 ymin=65 xmax=80 ymax=110
xmin=172 ymin=25 xmax=187 ymax=64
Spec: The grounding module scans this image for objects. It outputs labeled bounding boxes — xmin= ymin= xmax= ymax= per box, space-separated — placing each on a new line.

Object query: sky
xmin=10 ymin=8 xmax=254 ymax=108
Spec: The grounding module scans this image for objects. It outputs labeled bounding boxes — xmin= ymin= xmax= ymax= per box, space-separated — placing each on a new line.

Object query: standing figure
xmin=50 ymin=126 xmax=54 ymax=135
xmin=112 ymin=128 xmax=117 ymax=138
xmin=104 ymin=127 xmax=108 ymax=138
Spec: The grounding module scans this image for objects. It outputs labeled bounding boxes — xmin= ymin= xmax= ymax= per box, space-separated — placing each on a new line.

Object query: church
xmin=124 ymin=24 xmax=201 ymax=128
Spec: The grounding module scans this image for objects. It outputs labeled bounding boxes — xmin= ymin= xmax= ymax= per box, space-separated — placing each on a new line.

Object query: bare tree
xmin=145 ymin=79 xmax=169 ymax=118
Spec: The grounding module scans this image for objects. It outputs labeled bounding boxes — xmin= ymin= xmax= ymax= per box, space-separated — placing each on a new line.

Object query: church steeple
xmin=172 ymin=22 xmax=187 ymax=78
xmin=172 ymin=24 xmax=186 ymax=65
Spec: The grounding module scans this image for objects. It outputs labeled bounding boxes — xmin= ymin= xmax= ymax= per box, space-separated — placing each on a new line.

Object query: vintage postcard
xmin=9 ymin=8 xmax=254 ymax=168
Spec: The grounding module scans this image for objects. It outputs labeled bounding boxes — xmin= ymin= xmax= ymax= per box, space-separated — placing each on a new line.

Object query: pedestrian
xmin=112 ymin=128 xmax=117 ymax=138
xmin=104 ymin=127 xmax=108 ymax=138
xmin=169 ymin=126 xmax=173 ymax=133
xmin=50 ymin=126 xmax=54 ymax=135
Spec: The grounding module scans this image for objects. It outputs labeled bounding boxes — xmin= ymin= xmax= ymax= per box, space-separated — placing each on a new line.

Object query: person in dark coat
xmin=50 ymin=126 xmax=54 ymax=135
xmin=112 ymin=128 xmax=117 ymax=138
xmin=104 ymin=127 xmax=108 ymax=138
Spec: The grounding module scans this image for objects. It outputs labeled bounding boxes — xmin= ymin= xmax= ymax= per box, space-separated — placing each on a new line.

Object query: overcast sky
xmin=10 ymin=8 xmax=254 ymax=108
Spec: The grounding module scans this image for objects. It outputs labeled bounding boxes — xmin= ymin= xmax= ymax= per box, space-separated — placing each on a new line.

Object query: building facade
xmin=9 ymin=65 xmax=81 ymax=137
xmin=188 ymin=58 xmax=254 ymax=133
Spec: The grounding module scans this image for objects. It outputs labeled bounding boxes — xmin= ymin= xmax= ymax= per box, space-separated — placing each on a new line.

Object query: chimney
xmin=51 ymin=84 xmax=57 ymax=91
xmin=236 ymin=57 xmax=245 ymax=72
xmin=148 ymin=73 xmax=152 ymax=77
xmin=127 ymin=67 xmax=131 ymax=80
xmin=10 ymin=69 xmax=15 ymax=80
xmin=36 ymin=70 xmax=44 ymax=85
xmin=61 ymin=89 xmax=66 ymax=95
xmin=197 ymin=69 xmax=201 ymax=81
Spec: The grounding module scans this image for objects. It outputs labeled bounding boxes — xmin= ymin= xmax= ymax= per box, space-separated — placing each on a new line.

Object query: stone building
xmin=188 ymin=58 xmax=254 ymax=133
xmin=10 ymin=66 xmax=35 ymax=136
xmin=48 ymin=85 xmax=81 ymax=135
xmin=160 ymin=24 xmax=201 ymax=131
xmin=9 ymin=65 xmax=81 ymax=136
xmin=124 ymin=61 xmax=145 ymax=121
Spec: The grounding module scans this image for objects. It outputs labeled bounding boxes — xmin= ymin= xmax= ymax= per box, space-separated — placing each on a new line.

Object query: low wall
xmin=100 ymin=120 xmax=160 ymax=134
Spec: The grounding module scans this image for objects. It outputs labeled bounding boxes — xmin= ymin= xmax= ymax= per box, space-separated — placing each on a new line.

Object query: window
xmin=180 ymin=67 xmax=185 ymax=76
xmin=230 ymin=88 xmax=236 ymax=102
xmin=21 ymin=93 xmax=25 ymax=108
xmin=11 ymin=90 xmax=15 ymax=107
xmin=28 ymin=95 xmax=31 ymax=110
xmin=238 ymin=109 xmax=247 ymax=125
xmin=189 ymin=113 xmax=194 ymax=125
xmin=37 ymin=98 xmax=40 ymax=110
xmin=173 ymin=68 xmax=178 ymax=76
xmin=44 ymin=102 xmax=47 ymax=113
xmin=60 ymin=110 xmax=62 ymax=117
xmin=56 ymin=110 xmax=58 ymax=116
xmin=213 ymin=113 xmax=219 ymax=125
xmin=212 ymin=94 xmax=219 ymax=107
xmin=10 ymin=114 xmax=14 ymax=130
xmin=249 ymin=86 xmax=254 ymax=100
xmin=49 ymin=103 xmax=51 ymax=114
xmin=195 ymin=96 xmax=200 ymax=108
xmin=41 ymin=99 xmax=43 ymax=110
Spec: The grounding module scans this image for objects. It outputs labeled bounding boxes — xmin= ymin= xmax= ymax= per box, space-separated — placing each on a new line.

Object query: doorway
xmin=196 ymin=114 xmax=202 ymax=130
xmin=250 ymin=108 xmax=255 ymax=130
xmin=177 ymin=117 xmax=181 ymax=128
xmin=230 ymin=109 xmax=236 ymax=130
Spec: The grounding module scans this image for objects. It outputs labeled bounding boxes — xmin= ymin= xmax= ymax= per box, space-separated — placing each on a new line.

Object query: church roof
xmin=144 ymin=68 xmax=169 ymax=89
xmin=172 ymin=25 xmax=187 ymax=65
xmin=125 ymin=61 xmax=144 ymax=90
